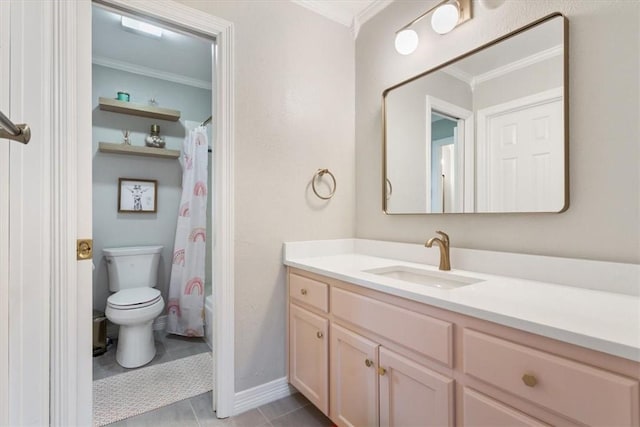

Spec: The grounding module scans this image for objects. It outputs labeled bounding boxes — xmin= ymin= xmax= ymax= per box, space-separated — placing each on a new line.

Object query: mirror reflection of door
xmin=430 ymin=112 xmax=459 ymax=213
xmin=476 ymin=88 xmax=564 ymax=212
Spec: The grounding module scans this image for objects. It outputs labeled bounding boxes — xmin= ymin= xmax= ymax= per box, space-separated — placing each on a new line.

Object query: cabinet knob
xmin=300 ymin=288 xmax=308 ymax=295
xmin=365 ymin=359 xmax=373 ymax=367
xmin=522 ymin=373 xmax=537 ymax=387
xmin=378 ymin=367 xmax=387 ymax=376
xmin=316 ymin=331 xmax=323 ymax=339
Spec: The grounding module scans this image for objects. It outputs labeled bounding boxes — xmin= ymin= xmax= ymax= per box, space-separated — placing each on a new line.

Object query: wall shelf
xmin=98 ymin=142 xmax=180 ymax=159
xmin=98 ymin=97 xmax=181 ymax=121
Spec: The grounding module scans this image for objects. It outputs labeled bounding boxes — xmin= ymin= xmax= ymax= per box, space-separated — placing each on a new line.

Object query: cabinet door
xmin=330 ymin=323 xmax=379 ymax=427
xmin=379 ymin=347 xmax=454 ymax=427
xmin=289 ymin=305 xmax=329 ymax=415
xmin=462 ymin=388 xmax=549 ymax=426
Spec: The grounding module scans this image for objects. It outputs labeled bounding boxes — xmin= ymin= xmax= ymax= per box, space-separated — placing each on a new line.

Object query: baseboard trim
xmin=153 ymin=315 xmax=167 ymax=331
xmin=233 ymin=377 xmax=295 ymax=415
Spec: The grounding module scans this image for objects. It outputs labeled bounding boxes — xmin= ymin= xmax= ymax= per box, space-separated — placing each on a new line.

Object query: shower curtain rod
xmin=200 ymin=116 xmax=212 ymax=127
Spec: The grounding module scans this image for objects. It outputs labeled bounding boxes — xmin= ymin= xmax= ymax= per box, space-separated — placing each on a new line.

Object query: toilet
xmin=104 ymin=245 xmax=165 ymax=368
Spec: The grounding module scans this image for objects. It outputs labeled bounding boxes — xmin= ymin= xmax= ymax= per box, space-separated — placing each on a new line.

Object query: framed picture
xmin=118 ymin=178 xmax=157 ymax=213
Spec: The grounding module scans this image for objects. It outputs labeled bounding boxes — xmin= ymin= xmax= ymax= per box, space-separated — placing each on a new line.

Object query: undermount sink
xmin=363 ymin=265 xmax=483 ymax=290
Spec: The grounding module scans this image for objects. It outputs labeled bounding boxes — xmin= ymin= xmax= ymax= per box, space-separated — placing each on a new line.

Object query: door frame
xmin=425 ymin=95 xmax=473 ymax=213
xmin=51 ymin=0 xmax=236 ymax=424
xmin=0 ymin=1 xmax=10 ymax=424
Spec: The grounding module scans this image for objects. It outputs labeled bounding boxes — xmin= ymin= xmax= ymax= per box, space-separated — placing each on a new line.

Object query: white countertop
xmin=284 ymin=240 xmax=640 ymax=362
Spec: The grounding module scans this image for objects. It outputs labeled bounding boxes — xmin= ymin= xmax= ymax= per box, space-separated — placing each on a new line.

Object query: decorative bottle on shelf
xmin=145 ymin=124 xmax=165 ymax=148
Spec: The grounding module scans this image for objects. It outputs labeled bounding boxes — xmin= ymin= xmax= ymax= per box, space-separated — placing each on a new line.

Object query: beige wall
xmin=356 ymin=0 xmax=639 ymax=264
xmin=175 ymin=0 xmax=355 ymax=392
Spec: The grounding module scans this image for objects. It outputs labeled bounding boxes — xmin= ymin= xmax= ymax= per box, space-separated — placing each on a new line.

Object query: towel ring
xmin=312 ymin=169 xmax=336 ymax=200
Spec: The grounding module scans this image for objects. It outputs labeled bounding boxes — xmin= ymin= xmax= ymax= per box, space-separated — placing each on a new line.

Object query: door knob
xmin=316 ymin=331 xmax=323 ymax=339
xmin=300 ymin=288 xmax=308 ymax=295
xmin=365 ymin=359 xmax=373 ymax=367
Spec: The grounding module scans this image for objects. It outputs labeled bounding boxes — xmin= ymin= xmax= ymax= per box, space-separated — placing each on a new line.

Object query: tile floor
xmin=93 ymin=331 xmax=211 ymax=380
xmin=95 ymin=332 xmax=331 ymax=426
xmin=108 ymin=391 xmax=333 ymax=427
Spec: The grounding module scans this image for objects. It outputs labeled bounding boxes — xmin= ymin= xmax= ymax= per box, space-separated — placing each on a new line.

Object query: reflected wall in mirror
xmin=383 ymin=14 xmax=568 ymax=214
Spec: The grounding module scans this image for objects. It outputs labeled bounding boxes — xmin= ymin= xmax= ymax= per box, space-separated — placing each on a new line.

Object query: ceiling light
xmin=121 ymin=16 xmax=163 ymax=38
xmin=394 ymin=0 xmax=472 ymax=55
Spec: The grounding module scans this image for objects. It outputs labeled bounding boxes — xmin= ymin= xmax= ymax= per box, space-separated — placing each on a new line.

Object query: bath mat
xmin=93 ymin=352 xmax=213 ymax=426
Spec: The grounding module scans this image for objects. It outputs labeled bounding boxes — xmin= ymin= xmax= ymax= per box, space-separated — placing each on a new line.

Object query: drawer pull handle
xmin=365 ymin=359 xmax=373 ymax=367
xmin=378 ymin=367 xmax=387 ymax=376
xmin=316 ymin=331 xmax=323 ymax=339
xmin=522 ymin=374 xmax=537 ymax=387
xmin=300 ymin=289 xmax=308 ymax=295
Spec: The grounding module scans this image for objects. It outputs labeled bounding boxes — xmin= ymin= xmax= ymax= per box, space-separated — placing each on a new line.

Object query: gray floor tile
xmin=107 ymin=398 xmax=199 ymax=426
xmin=189 ymin=392 xmax=218 ymax=424
xmin=165 ymin=341 xmax=211 ymax=361
xmin=190 ymin=392 xmax=270 ymax=427
xmin=258 ymin=393 xmax=310 ymax=421
xmin=269 ymin=404 xmax=332 ymax=427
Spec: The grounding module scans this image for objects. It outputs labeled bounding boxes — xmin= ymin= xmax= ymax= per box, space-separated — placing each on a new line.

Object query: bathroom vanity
xmin=284 ymin=239 xmax=640 ymax=426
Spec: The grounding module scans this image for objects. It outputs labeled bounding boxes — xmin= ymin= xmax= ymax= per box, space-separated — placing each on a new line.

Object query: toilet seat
xmin=107 ymin=288 xmax=161 ymax=310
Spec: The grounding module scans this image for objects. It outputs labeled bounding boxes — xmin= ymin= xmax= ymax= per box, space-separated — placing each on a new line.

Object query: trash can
xmin=93 ymin=310 xmax=107 ymax=357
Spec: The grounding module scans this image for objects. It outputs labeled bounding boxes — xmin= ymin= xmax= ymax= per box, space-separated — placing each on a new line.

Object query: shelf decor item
xmin=117 ymin=91 xmax=130 ymax=102
xmin=145 ymin=124 xmax=166 ymax=148
xmin=122 ymin=129 xmax=131 ymax=145
xmin=118 ymin=178 xmax=157 ymax=213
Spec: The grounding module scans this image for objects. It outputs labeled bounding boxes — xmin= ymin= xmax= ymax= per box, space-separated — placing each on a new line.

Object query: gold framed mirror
xmin=383 ymin=13 xmax=568 ymax=214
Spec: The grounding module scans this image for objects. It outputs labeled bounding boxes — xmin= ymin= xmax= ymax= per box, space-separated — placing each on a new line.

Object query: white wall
xmin=175 ymin=0 xmax=356 ymax=392
xmin=92 ymin=65 xmax=212 ymax=312
xmin=356 ymin=0 xmax=640 ymax=264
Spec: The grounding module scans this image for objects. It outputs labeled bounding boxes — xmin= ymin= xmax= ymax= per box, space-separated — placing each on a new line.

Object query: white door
xmin=482 ymin=97 xmax=563 ymax=212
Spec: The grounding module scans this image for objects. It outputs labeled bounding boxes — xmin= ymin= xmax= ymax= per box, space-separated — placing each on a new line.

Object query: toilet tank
xmin=103 ymin=245 xmax=163 ymax=291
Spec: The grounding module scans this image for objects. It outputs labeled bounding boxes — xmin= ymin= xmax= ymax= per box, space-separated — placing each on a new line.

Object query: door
xmin=330 ymin=324 xmax=379 ymax=427
xmin=379 ymin=347 xmax=454 ymax=427
xmin=289 ymin=305 xmax=329 ymax=415
xmin=481 ymin=96 xmax=563 ymax=212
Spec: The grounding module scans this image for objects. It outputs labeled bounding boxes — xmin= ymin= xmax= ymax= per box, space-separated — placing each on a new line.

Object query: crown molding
xmin=441 ymin=66 xmax=474 ymax=87
xmin=291 ymin=0 xmax=392 ymax=38
xmin=92 ymin=55 xmax=212 ymax=90
xmin=357 ymin=0 xmax=393 ymax=27
xmin=442 ymin=44 xmax=563 ymax=91
xmin=473 ymin=45 xmax=563 ymax=87
xmin=291 ymin=0 xmax=353 ymax=26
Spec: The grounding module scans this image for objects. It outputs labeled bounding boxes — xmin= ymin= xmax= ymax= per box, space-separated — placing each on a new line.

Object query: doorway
xmin=91 ymin=5 xmax=216 ymax=423
xmin=46 ymin=1 xmax=235 ymax=424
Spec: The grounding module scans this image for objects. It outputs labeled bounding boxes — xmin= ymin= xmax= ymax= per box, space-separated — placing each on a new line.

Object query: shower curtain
xmin=167 ymin=127 xmax=208 ymax=337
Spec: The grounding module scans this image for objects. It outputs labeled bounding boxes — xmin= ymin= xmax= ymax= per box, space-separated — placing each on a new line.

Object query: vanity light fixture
xmin=394 ymin=0 xmax=472 ymax=55
xmin=121 ymin=16 xmax=163 ymax=38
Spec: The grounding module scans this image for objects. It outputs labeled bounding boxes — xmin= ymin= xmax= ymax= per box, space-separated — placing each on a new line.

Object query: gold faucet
xmin=425 ymin=231 xmax=451 ymax=271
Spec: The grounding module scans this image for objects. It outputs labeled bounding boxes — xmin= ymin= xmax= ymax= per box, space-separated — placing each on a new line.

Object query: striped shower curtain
xmin=167 ymin=127 xmax=208 ymax=337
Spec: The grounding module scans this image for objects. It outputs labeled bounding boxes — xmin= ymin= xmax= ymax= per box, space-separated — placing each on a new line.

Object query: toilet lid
xmin=107 ymin=288 xmax=161 ymax=308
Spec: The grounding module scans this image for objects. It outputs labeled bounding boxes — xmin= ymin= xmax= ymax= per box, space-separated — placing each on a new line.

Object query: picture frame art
xmin=118 ymin=178 xmax=157 ymax=213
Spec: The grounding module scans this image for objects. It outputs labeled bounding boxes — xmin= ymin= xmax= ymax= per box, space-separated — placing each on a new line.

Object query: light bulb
xmin=394 ymin=29 xmax=419 ymax=55
xmin=431 ymin=3 xmax=460 ymax=35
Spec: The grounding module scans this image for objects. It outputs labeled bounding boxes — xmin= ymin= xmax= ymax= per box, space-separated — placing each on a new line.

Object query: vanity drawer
xmin=289 ymin=273 xmax=329 ymax=313
xmin=463 ymin=329 xmax=639 ymax=426
xmin=463 ymin=387 xmax=550 ymax=426
xmin=331 ymin=287 xmax=452 ymax=366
